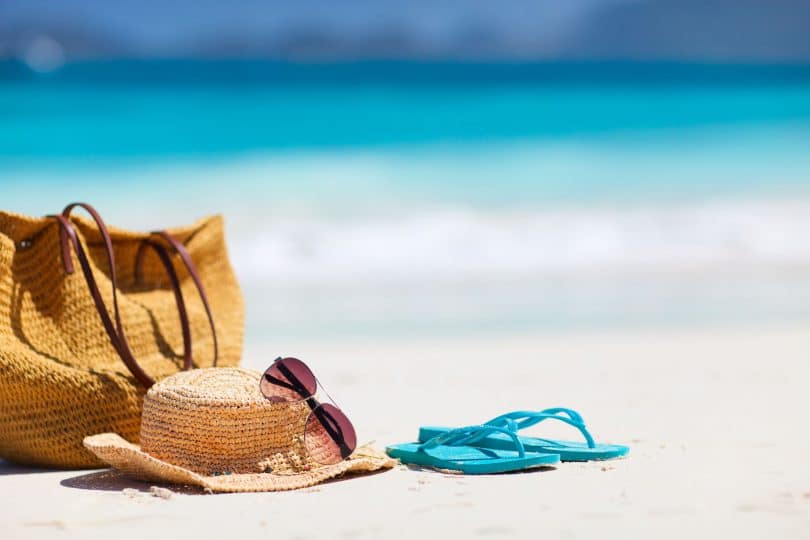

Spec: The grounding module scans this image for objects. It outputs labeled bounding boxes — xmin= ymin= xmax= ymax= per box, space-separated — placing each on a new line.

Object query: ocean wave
xmin=229 ymin=198 xmax=810 ymax=286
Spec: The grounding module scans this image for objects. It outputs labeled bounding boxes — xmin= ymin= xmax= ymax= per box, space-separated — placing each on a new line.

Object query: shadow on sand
xmin=60 ymin=466 xmax=393 ymax=495
xmin=0 ymin=459 xmax=66 ymax=476
xmin=403 ymin=463 xmax=558 ymax=476
xmin=60 ymin=469 xmax=206 ymax=494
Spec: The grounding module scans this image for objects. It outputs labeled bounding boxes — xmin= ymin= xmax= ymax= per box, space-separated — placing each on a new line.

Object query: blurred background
xmin=2 ymin=1 xmax=810 ymax=348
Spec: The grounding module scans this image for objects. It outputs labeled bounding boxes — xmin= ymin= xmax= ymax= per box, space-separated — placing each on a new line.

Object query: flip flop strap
xmin=485 ymin=408 xmax=596 ymax=449
xmin=418 ymin=424 xmax=527 ymax=458
xmin=508 ymin=408 xmax=586 ymax=429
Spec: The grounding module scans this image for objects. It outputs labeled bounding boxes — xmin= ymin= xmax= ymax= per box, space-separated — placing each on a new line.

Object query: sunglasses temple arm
xmin=314 ymin=375 xmax=342 ymax=409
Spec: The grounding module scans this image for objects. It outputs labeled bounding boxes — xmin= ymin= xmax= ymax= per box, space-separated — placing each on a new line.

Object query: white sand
xmin=2 ymin=324 xmax=809 ymax=539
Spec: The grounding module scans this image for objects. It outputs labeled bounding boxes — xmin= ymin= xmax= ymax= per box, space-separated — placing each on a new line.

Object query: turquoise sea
xmin=3 ymin=61 xmax=810 ymax=340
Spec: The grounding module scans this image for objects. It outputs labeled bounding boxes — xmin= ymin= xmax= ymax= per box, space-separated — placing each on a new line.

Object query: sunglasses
xmin=260 ymin=357 xmax=357 ymax=465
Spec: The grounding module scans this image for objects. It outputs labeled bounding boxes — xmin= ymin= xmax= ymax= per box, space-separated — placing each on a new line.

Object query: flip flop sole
xmin=385 ymin=442 xmax=560 ymax=474
xmin=418 ymin=426 xmax=629 ymax=461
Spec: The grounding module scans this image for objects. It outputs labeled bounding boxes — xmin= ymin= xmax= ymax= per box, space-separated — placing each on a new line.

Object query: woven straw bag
xmin=0 ymin=203 xmax=244 ymax=468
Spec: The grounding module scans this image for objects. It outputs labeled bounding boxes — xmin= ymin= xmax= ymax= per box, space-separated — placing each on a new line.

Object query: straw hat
xmin=84 ymin=367 xmax=394 ymax=492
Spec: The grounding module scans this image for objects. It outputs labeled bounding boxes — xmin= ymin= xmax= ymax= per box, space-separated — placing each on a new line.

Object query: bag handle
xmin=51 ymin=207 xmax=159 ymax=387
xmin=135 ymin=231 xmax=219 ymax=369
xmin=50 ymin=203 xmax=216 ymax=388
xmin=134 ymin=239 xmax=194 ymax=372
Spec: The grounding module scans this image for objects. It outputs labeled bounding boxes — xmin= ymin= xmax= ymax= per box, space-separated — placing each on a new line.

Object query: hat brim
xmin=83 ymin=433 xmax=395 ymax=493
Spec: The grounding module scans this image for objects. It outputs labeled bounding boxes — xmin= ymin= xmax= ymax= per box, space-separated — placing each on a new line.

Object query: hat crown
xmin=140 ymin=368 xmax=311 ymax=475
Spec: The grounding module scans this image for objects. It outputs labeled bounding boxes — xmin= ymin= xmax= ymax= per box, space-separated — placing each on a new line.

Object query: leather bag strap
xmin=149 ymin=230 xmax=219 ymax=367
xmin=134 ymin=240 xmax=193 ymax=371
xmin=52 ymin=214 xmax=126 ymax=364
xmin=50 ymin=202 xmax=207 ymax=388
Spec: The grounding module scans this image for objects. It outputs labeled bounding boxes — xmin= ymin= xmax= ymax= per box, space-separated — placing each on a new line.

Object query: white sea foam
xmin=228 ymin=198 xmax=810 ymax=287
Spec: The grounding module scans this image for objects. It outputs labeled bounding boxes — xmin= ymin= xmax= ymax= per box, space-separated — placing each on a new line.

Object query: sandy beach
xmin=3 ymin=8 xmax=810 ymax=537
xmin=2 ymin=323 xmax=808 ymax=539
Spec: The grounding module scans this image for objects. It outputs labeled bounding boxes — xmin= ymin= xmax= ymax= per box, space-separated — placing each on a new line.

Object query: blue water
xmin=3 ymin=60 xmax=810 ymax=202
xmin=3 ymin=60 xmax=810 ymax=337
xmin=1 ymin=62 xmax=809 ymax=153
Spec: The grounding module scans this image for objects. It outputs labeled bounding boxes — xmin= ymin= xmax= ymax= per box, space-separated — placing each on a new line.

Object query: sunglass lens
xmin=304 ymin=403 xmax=357 ymax=464
xmin=260 ymin=357 xmax=317 ymax=402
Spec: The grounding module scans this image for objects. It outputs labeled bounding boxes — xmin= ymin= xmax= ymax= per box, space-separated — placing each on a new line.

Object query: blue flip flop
xmin=386 ymin=424 xmax=560 ymax=474
xmin=418 ymin=408 xmax=629 ymax=462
